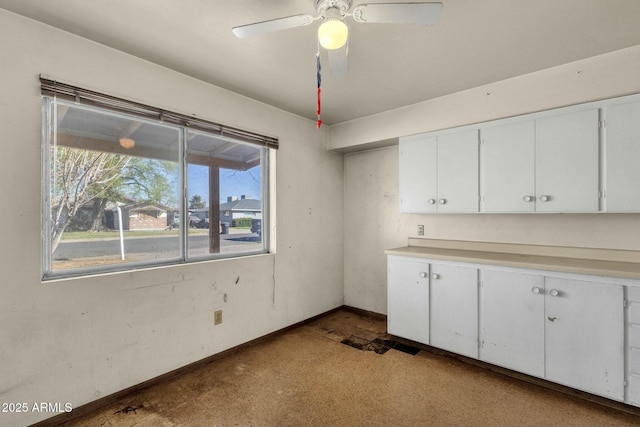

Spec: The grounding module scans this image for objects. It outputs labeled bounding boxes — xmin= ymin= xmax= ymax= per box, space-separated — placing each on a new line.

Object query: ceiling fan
xmin=232 ymin=1 xmax=444 ymax=76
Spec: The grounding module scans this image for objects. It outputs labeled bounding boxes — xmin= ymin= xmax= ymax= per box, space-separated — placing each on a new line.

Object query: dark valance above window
xmin=40 ymin=75 xmax=279 ymax=150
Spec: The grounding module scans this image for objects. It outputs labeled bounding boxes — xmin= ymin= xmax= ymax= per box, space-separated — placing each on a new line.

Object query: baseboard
xmin=341 ymin=305 xmax=387 ymax=321
xmin=30 ymin=305 xmax=349 ymax=427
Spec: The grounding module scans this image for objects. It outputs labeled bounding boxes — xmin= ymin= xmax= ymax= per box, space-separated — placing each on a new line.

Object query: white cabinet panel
xmin=482 ymin=121 xmax=536 ymax=212
xmin=399 ymin=94 xmax=640 ymax=214
xmin=480 ymin=270 xmax=544 ymax=377
xmin=387 ymin=254 xmax=629 ymax=403
xmin=430 ymin=263 xmax=478 ymax=358
xmin=399 ymin=137 xmax=437 ymax=213
xmin=399 ymin=131 xmax=478 ymax=214
xmin=535 ymin=109 xmax=600 ymax=212
xmin=605 ymin=101 xmax=640 ymax=211
xmin=387 ymin=256 xmax=430 ymax=344
xmin=627 ymin=289 xmax=640 ymax=406
xmin=437 ymin=130 xmax=479 ymax=213
xmin=544 ymin=277 xmax=624 ymax=400
xmin=628 ymin=373 xmax=640 ymax=406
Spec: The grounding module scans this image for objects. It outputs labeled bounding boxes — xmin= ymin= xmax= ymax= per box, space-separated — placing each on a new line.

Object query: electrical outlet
xmin=417 ymin=225 xmax=424 ymax=236
xmin=214 ymin=310 xmax=222 ymax=325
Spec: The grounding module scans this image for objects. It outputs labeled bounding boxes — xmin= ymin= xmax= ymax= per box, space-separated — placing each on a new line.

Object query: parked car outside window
xmin=251 ymin=218 xmax=262 ymax=238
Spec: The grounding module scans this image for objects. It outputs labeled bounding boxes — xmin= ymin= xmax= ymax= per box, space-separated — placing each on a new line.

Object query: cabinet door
xmin=482 ymin=121 xmax=536 ymax=212
xmin=545 ymin=277 xmax=624 ymax=400
xmin=399 ymin=137 xmax=438 ymax=213
xmin=480 ymin=269 xmax=545 ymax=377
xmin=387 ymin=256 xmax=430 ymax=344
xmin=535 ymin=109 xmax=599 ymax=212
xmin=626 ymin=287 xmax=640 ymax=406
xmin=437 ymin=130 xmax=479 ymax=213
xmin=605 ymin=101 xmax=640 ymax=211
xmin=430 ymin=263 xmax=478 ymax=358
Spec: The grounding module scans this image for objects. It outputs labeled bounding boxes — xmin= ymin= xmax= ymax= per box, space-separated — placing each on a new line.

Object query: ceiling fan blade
xmin=328 ymin=46 xmax=349 ymax=76
xmin=352 ymin=2 xmax=443 ymax=25
xmin=232 ymin=14 xmax=315 ymax=39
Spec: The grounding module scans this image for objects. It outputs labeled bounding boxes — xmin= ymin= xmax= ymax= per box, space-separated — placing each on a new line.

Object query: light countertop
xmin=386 ymin=239 xmax=640 ymax=280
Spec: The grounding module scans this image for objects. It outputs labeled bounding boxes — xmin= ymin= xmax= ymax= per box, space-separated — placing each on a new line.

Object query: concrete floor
xmin=57 ymin=309 xmax=640 ymax=426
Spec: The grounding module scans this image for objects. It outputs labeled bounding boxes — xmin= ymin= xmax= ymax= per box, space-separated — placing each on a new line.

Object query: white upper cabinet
xmin=482 ymin=110 xmax=599 ymax=213
xmin=482 ymin=120 xmax=536 ymax=213
xmin=437 ymin=130 xmax=479 ymax=213
xmin=400 ymin=94 xmax=640 ymax=214
xmin=534 ymin=109 xmax=600 ymax=212
xmin=399 ymin=136 xmax=437 ymax=213
xmin=399 ymin=130 xmax=479 ymax=213
xmin=605 ymin=101 xmax=640 ymax=211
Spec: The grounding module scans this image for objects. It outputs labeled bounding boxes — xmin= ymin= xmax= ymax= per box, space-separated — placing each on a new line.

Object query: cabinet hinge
xmin=625 ymin=379 xmax=628 ymax=388
xmin=624 ymin=300 xmax=628 ymax=308
xmin=599 ymin=119 xmax=606 ymax=129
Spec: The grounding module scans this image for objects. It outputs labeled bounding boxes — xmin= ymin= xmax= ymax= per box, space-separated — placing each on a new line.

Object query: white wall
xmin=0 ymin=10 xmax=343 ymax=426
xmin=342 ymin=46 xmax=640 ymax=314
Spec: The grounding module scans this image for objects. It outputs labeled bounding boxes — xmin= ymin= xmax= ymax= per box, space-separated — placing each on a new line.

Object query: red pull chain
xmin=317 ymin=87 xmax=322 ymax=129
xmin=316 ymin=53 xmax=322 ymax=129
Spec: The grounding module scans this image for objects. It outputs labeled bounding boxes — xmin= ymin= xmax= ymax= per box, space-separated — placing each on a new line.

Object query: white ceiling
xmin=2 ymin=0 xmax=640 ymax=125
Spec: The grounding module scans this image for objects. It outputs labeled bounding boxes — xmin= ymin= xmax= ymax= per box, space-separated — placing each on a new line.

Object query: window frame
xmin=41 ymin=90 xmax=273 ymax=281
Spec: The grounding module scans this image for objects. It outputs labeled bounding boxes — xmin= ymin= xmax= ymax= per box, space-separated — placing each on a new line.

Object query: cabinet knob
xmin=549 ymin=289 xmax=560 ymax=297
xmin=419 ymin=272 xmax=428 ymax=278
xmin=432 ymin=273 xmax=439 ymax=279
xmin=428 ymin=199 xmax=436 ymax=205
xmin=439 ymin=199 xmax=447 ymax=205
xmin=539 ymin=195 xmax=551 ymax=202
xmin=523 ymin=195 xmax=534 ymax=202
xmin=531 ymin=286 xmax=541 ymax=294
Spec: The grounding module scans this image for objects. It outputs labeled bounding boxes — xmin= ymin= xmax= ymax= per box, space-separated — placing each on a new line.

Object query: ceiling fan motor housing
xmin=316 ymin=0 xmax=352 ymax=20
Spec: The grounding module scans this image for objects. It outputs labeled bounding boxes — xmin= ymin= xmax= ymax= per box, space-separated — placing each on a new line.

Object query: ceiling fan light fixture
xmin=318 ymin=18 xmax=348 ymax=50
xmin=119 ymin=137 xmax=135 ymax=149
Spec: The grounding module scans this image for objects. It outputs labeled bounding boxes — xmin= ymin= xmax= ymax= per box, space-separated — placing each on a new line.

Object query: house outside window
xmin=41 ymin=79 xmax=275 ymax=280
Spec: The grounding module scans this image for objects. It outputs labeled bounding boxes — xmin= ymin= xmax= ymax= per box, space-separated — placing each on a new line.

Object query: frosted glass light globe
xmin=318 ymin=19 xmax=348 ymax=50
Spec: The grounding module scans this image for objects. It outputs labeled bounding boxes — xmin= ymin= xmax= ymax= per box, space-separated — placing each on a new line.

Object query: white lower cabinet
xmin=480 ymin=269 xmax=545 ymax=377
xmin=387 ymin=256 xmax=430 ymax=344
xmin=386 ymin=258 xmax=477 ymax=353
xmin=626 ymin=287 xmax=640 ymax=405
xmin=388 ymin=255 xmax=628 ymax=403
xmin=544 ymin=277 xmax=624 ymax=400
xmin=480 ymin=271 xmax=624 ymax=400
xmin=430 ymin=263 xmax=479 ymax=358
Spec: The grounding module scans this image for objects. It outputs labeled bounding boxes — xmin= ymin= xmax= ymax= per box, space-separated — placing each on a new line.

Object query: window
xmin=41 ymin=79 xmax=274 ymax=280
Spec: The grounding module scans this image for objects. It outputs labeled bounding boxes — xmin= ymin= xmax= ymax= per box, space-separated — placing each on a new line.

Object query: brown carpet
xmin=56 ymin=309 xmax=640 ymax=426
